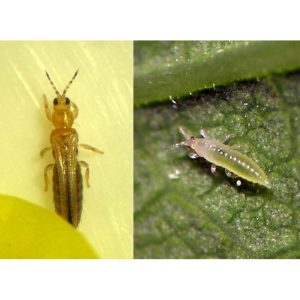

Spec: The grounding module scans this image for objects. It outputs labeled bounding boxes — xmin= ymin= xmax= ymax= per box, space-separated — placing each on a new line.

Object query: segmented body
xmin=174 ymin=127 xmax=271 ymax=188
xmin=51 ymin=128 xmax=82 ymax=227
xmin=193 ymin=139 xmax=271 ymax=188
xmin=41 ymin=70 xmax=103 ymax=228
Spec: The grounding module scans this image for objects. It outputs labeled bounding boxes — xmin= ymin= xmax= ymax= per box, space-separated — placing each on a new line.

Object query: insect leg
xmin=199 ymin=129 xmax=231 ymax=143
xmin=79 ymin=161 xmax=90 ymax=187
xmin=211 ymin=164 xmax=217 ymax=174
xmin=222 ymin=135 xmax=231 ymax=144
xmin=79 ymin=144 xmax=104 ymax=154
xmin=43 ymin=164 xmax=54 ymax=191
xmin=225 ymin=169 xmax=232 ymax=177
xmin=71 ymin=102 xmax=79 ymax=119
xmin=40 ymin=147 xmax=51 ymax=158
xmin=199 ymin=129 xmax=209 ymax=138
xmin=188 ymin=151 xmax=199 ymax=159
xmin=168 ymin=141 xmax=186 ymax=151
xmin=43 ymin=95 xmax=52 ymax=122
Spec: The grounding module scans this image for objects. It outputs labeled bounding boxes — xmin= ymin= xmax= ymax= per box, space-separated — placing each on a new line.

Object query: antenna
xmin=63 ymin=69 xmax=79 ymax=96
xmin=45 ymin=71 xmax=60 ymax=96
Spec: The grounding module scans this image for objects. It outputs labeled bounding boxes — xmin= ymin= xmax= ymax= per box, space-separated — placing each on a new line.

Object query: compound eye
xmin=65 ymin=97 xmax=70 ymax=105
xmin=53 ymin=98 xmax=58 ymax=105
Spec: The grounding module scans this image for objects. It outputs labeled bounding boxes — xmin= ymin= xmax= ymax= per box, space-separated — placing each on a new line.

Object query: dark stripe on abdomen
xmin=52 ymin=163 xmax=83 ymax=227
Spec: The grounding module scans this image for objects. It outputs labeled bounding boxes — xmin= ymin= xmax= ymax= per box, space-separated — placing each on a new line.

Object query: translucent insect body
xmin=173 ymin=127 xmax=271 ymax=188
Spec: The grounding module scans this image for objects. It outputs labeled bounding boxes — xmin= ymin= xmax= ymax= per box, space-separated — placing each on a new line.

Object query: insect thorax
xmin=190 ymin=138 xmax=207 ymax=157
xmin=52 ymin=110 xmax=74 ymax=129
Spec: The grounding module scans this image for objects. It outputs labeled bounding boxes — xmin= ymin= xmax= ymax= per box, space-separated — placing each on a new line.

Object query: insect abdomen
xmin=201 ymin=141 xmax=271 ymax=188
xmin=53 ymin=162 xmax=83 ymax=227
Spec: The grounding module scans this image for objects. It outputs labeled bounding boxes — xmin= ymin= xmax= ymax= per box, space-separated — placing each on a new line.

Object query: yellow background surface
xmin=0 ymin=194 xmax=98 ymax=258
xmin=0 ymin=41 xmax=133 ymax=258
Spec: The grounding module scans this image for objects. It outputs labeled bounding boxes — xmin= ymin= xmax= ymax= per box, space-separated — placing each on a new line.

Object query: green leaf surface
xmin=134 ymin=70 xmax=300 ymax=258
xmin=134 ymin=41 xmax=300 ymax=107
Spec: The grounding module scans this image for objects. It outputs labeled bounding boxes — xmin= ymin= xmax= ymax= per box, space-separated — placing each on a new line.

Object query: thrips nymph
xmin=40 ymin=70 xmax=103 ymax=227
xmin=172 ymin=127 xmax=271 ymax=188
